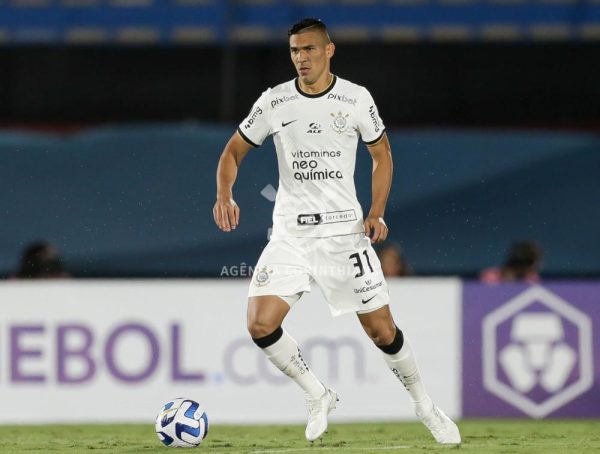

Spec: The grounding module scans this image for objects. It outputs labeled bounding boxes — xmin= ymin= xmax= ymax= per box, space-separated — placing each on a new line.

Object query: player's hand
xmin=364 ymin=215 xmax=388 ymax=243
xmin=213 ymin=197 xmax=239 ymax=232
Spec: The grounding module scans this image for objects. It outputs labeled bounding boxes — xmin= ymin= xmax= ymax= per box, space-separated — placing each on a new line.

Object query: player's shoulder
xmin=329 ymin=76 xmax=373 ymax=106
xmin=257 ymin=79 xmax=298 ymax=109
xmin=333 ymin=76 xmax=370 ymax=95
xmin=270 ymin=79 xmax=296 ymax=94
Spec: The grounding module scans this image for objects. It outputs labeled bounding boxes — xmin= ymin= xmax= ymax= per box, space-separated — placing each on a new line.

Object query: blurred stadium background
xmin=0 ymin=0 xmax=599 ymax=437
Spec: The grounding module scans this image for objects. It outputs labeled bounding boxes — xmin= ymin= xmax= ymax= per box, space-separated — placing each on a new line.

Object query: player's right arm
xmin=213 ymin=131 xmax=253 ymax=232
xmin=214 ymin=89 xmax=271 ymax=232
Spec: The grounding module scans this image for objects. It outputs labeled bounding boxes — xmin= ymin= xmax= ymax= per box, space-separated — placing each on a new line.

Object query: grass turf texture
xmin=0 ymin=420 xmax=598 ymax=453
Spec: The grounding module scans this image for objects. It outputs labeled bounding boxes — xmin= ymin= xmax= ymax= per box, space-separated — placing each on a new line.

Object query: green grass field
xmin=0 ymin=420 xmax=598 ymax=453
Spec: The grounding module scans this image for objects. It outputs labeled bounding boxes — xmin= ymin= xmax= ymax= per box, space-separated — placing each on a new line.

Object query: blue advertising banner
xmin=463 ymin=283 xmax=599 ymax=418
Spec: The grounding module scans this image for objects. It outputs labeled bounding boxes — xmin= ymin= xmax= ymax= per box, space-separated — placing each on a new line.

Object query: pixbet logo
xmin=270 ymin=94 xmax=299 ymax=108
xmin=482 ymin=286 xmax=593 ymax=418
xmin=327 ymin=93 xmax=357 ymax=106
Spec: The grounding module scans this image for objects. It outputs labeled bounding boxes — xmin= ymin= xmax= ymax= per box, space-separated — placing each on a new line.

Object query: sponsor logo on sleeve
xmin=369 ymin=105 xmax=381 ymax=133
xmin=244 ymin=105 xmax=263 ymax=130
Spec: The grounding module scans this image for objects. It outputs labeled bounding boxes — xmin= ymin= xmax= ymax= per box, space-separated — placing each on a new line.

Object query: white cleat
xmin=417 ymin=403 xmax=461 ymax=444
xmin=305 ymin=388 xmax=338 ymax=442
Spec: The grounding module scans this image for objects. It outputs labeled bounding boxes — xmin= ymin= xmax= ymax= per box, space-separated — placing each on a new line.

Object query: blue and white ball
xmin=155 ymin=398 xmax=209 ymax=448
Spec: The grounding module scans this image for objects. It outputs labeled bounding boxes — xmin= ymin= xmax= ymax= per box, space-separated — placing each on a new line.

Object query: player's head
xmin=503 ymin=240 xmax=543 ymax=278
xmin=288 ymin=18 xmax=335 ymax=87
xmin=16 ymin=240 xmax=66 ymax=279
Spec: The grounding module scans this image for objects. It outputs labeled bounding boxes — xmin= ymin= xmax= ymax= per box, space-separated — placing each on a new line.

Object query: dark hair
xmin=288 ymin=18 xmax=329 ymax=37
xmin=504 ymin=241 xmax=542 ymax=276
xmin=16 ymin=241 xmax=66 ymax=279
xmin=375 ymin=242 xmax=412 ymax=276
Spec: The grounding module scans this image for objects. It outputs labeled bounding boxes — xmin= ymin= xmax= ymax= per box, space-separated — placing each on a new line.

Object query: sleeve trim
xmin=363 ymin=129 xmax=386 ymax=146
xmin=237 ymin=127 xmax=259 ymax=148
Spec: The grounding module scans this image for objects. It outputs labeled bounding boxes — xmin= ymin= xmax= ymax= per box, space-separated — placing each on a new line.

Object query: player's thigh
xmin=247 ymin=237 xmax=312 ymax=335
xmin=315 ymin=234 xmax=390 ymax=316
xmin=247 ymin=295 xmax=291 ymax=338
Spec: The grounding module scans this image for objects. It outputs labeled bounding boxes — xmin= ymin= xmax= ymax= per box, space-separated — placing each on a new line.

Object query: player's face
xmin=289 ymin=31 xmax=333 ymax=86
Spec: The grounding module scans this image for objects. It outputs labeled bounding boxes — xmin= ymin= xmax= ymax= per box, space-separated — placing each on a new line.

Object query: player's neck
xmin=299 ymin=72 xmax=334 ymax=95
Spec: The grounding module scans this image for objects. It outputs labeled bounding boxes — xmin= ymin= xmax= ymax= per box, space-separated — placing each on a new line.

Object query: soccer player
xmin=213 ymin=18 xmax=461 ymax=445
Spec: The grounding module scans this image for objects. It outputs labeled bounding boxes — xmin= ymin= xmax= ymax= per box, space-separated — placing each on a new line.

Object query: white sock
xmin=262 ymin=329 xmax=326 ymax=399
xmin=382 ymin=337 xmax=433 ymax=415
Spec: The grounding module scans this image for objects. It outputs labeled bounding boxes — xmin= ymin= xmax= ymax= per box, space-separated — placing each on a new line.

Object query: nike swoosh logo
xmin=362 ymin=295 xmax=376 ymax=304
xmin=282 ymin=120 xmax=298 ymax=127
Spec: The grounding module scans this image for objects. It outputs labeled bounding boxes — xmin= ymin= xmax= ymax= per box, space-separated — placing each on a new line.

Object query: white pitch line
xmin=249 ymin=446 xmax=410 ymax=453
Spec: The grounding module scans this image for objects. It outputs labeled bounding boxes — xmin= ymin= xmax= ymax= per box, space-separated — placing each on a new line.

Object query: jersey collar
xmin=295 ymin=74 xmax=337 ymax=98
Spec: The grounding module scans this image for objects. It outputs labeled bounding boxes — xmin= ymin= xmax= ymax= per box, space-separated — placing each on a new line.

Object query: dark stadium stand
xmin=0 ymin=0 xmax=599 ymax=44
xmin=1 ymin=124 xmax=598 ymax=278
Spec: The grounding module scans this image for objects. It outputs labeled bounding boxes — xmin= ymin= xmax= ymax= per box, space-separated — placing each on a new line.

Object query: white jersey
xmin=238 ymin=75 xmax=385 ymax=238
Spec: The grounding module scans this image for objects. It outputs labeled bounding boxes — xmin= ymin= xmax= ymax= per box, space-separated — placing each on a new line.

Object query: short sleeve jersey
xmin=238 ymin=75 xmax=385 ymax=238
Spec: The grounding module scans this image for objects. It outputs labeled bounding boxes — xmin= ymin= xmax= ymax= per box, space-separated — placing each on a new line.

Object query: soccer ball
xmin=155 ymin=398 xmax=209 ymax=448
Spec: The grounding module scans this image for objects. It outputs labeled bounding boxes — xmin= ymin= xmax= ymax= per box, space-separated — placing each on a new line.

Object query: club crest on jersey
xmin=330 ymin=111 xmax=350 ymax=134
xmin=253 ymin=266 xmax=272 ymax=287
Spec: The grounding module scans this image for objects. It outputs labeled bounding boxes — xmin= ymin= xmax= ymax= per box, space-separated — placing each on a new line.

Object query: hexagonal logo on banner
xmin=482 ymin=286 xmax=593 ymax=418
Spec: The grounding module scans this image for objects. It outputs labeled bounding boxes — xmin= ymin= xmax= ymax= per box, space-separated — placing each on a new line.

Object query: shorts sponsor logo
xmin=327 ymin=93 xmax=357 ymax=106
xmin=330 ymin=111 xmax=350 ymax=134
xmin=354 ymin=280 xmax=383 ymax=294
xmin=297 ymin=210 xmax=357 ymax=226
xmin=270 ymin=94 xmax=299 ymax=108
xmin=243 ymin=105 xmax=263 ymax=130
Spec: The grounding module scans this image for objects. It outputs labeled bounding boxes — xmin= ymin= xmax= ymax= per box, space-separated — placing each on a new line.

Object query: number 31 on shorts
xmin=349 ymin=250 xmax=374 ymax=278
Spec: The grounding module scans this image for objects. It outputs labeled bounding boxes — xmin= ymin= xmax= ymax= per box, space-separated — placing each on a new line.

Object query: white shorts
xmin=248 ymin=234 xmax=390 ymax=317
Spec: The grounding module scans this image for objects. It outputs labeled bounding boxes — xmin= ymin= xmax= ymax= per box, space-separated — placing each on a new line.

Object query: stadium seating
xmin=0 ymin=0 xmax=599 ymax=44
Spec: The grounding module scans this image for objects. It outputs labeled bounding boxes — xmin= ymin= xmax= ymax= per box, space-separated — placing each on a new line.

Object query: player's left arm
xmin=364 ymin=133 xmax=393 ymax=243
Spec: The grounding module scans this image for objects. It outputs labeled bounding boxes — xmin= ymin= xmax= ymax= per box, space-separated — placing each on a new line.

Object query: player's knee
xmin=362 ymin=320 xmax=397 ymax=346
xmin=250 ymin=326 xmax=283 ymax=348
xmin=376 ymin=326 xmax=404 ymax=355
xmin=247 ymin=316 xmax=279 ymax=339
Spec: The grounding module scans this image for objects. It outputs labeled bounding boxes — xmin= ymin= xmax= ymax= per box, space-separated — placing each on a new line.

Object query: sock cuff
xmin=252 ymin=326 xmax=284 ymax=349
xmin=378 ymin=326 xmax=404 ymax=355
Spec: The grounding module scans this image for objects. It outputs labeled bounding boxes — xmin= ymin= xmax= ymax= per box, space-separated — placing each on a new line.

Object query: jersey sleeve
xmin=356 ymin=87 xmax=386 ymax=145
xmin=237 ymin=89 xmax=271 ymax=147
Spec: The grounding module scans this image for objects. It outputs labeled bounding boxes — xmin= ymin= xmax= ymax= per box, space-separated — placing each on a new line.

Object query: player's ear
xmin=326 ymin=42 xmax=335 ymax=58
